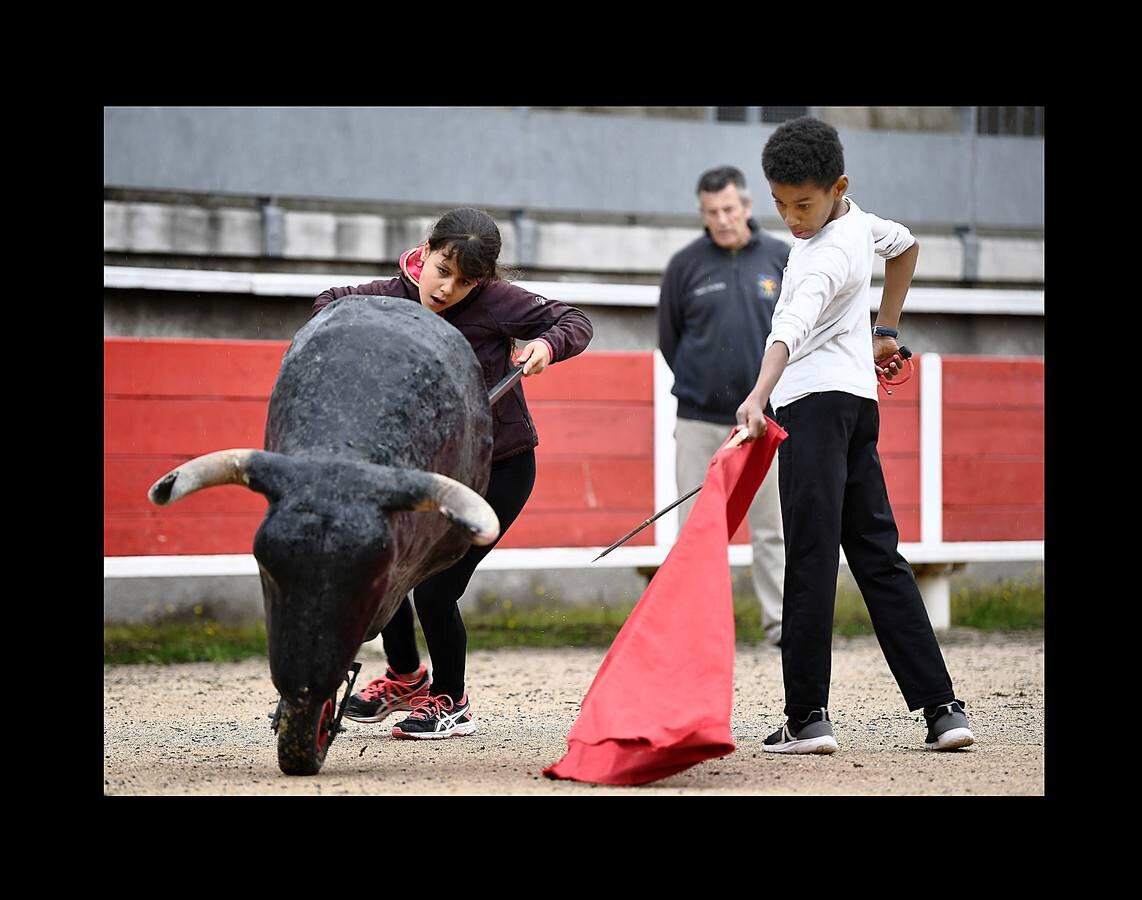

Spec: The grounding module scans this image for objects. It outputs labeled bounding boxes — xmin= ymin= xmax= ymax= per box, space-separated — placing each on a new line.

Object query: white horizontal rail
xmin=104 ymin=541 xmax=1044 ymax=579
xmin=105 ymin=266 xmax=1044 ymax=315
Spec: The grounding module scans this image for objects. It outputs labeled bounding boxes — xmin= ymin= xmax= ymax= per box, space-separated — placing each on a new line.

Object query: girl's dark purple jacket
xmin=312 ymin=247 xmax=594 ymax=463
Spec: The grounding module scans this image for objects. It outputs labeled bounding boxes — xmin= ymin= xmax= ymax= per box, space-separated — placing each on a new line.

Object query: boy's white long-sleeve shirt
xmin=765 ymin=197 xmax=915 ymax=411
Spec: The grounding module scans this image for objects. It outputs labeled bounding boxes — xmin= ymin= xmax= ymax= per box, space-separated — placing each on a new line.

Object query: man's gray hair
xmin=696 ymin=165 xmax=751 ymax=203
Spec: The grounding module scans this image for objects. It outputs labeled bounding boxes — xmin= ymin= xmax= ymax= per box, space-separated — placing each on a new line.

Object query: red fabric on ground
xmin=544 ymin=419 xmax=787 ymax=785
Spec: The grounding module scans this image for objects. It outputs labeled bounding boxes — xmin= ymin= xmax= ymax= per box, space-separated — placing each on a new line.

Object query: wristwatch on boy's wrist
xmin=872 ymin=325 xmax=899 ymax=338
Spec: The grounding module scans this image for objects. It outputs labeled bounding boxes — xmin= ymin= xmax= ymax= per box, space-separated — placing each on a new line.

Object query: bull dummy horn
xmin=148 ymin=451 xmax=500 ymax=547
xmin=414 ymin=474 xmax=500 ymax=546
xmin=148 ymin=449 xmax=258 ymax=505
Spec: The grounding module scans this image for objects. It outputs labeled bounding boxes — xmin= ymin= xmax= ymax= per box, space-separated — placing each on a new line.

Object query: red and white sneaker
xmin=343 ymin=665 xmax=431 ymax=724
xmin=391 ymin=693 xmax=476 ymax=740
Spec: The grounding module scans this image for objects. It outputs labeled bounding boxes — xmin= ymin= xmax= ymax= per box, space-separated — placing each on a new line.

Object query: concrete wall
xmin=103 ymin=291 xmax=673 ymax=349
xmin=105 ymin=199 xmax=1043 ymax=284
xmin=103 ymin=290 xmax=1044 ymax=357
xmin=104 ymin=107 xmax=1044 ymax=231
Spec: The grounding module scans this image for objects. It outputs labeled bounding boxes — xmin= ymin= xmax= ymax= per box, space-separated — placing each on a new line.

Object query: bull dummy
xmin=147 ymin=297 xmax=499 ymax=774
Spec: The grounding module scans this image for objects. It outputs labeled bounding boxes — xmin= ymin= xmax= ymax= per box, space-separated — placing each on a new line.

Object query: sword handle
xmin=488 ymin=365 xmax=525 ymax=406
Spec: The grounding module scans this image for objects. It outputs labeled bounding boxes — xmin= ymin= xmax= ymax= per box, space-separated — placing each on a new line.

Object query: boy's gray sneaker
xmin=762 ymin=707 xmax=839 ymax=754
xmin=924 ymin=699 xmax=975 ymax=750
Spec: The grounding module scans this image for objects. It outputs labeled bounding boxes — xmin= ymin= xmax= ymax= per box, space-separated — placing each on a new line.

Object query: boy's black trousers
xmin=774 ymin=392 xmax=955 ymax=717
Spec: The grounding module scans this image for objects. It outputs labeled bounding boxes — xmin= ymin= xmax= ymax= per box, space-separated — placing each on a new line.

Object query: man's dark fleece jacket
xmin=658 ymin=220 xmax=790 ymax=425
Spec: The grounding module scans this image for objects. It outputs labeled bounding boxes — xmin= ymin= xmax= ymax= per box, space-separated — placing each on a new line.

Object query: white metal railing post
xmin=653 ymin=350 xmax=679 ymax=547
xmin=920 ymin=353 xmax=943 ymax=546
xmin=917 ymin=352 xmax=950 ymax=629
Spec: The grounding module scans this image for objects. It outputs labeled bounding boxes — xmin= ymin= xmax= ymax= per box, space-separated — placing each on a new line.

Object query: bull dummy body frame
xmin=269 ymin=366 xmax=527 ymax=739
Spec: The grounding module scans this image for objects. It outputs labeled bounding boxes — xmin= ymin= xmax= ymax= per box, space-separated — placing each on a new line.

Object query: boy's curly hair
xmin=762 ymin=117 xmax=845 ymax=190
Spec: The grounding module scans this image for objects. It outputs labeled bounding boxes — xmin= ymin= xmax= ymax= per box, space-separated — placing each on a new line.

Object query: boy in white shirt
xmin=736 ymin=117 xmax=975 ymax=754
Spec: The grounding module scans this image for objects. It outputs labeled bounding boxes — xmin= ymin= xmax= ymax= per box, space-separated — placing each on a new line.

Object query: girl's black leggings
xmin=381 ymin=449 xmax=537 ymax=700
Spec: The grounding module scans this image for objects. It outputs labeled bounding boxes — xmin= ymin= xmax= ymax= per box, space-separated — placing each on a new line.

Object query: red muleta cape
xmin=544 ymin=419 xmax=787 ymax=785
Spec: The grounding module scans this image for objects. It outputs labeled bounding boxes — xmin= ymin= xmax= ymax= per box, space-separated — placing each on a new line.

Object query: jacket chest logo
xmin=693 ymin=281 xmax=727 ymax=298
xmin=757 ymin=276 xmax=779 ymax=300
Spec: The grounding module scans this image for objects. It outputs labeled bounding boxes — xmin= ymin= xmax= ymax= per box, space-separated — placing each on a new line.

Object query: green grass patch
xmin=104 ymin=578 xmax=1043 ymax=663
xmin=951 ymin=576 xmax=1044 ymax=630
xmin=806 ymin=576 xmax=1045 ymax=636
xmin=104 ymin=619 xmax=267 ymax=665
xmin=832 ymin=586 xmax=876 ymax=636
xmin=454 ymin=591 xmax=785 ymax=649
xmin=454 ymin=598 xmax=639 ymax=649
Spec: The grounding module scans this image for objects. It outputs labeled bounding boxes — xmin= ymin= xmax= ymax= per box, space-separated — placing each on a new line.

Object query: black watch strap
xmin=872 ymin=325 xmax=899 ymax=338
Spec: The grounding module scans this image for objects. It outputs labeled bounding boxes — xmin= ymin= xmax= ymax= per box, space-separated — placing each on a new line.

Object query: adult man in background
xmin=658 ymin=165 xmax=790 ymax=646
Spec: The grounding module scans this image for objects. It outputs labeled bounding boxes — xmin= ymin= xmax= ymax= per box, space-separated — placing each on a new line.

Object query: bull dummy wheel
xmin=276 ymin=695 xmax=336 ymax=776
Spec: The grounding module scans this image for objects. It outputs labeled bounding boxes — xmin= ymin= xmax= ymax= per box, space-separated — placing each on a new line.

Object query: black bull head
xmin=147 ymin=297 xmax=498 ymax=703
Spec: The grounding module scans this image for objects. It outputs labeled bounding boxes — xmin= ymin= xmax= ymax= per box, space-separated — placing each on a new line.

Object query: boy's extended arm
xmin=873 ymin=240 xmax=919 ymax=377
xmin=735 ymin=341 xmax=790 ymax=440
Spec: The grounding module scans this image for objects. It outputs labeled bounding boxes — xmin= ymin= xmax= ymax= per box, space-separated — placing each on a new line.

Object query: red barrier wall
xmin=941 ymin=358 xmax=1044 ymax=541
xmin=104 ymin=339 xmax=655 ymax=556
xmin=104 ymin=340 xmax=1042 ymax=556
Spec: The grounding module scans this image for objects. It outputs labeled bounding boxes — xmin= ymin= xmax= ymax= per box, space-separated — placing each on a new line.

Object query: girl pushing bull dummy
xmin=313 ymin=207 xmax=594 ymax=739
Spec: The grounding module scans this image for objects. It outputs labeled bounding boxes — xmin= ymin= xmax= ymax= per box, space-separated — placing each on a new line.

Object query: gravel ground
xmin=103 ymin=629 xmax=1044 ymax=796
